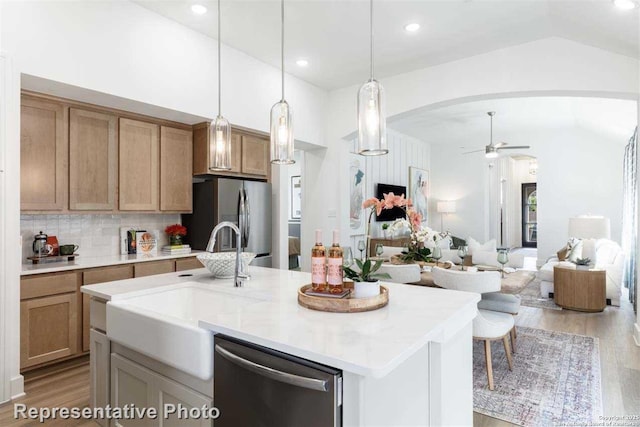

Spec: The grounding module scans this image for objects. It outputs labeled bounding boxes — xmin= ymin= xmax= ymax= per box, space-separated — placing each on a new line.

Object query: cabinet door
xmin=69 ymin=108 xmax=117 ymax=210
xmin=230 ymin=133 xmax=242 ymax=173
xmin=241 ymin=135 xmax=269 ymax=176
xmin=119 ymin=118 xmax=159 ymax=211
xmin=20 ymin=97 xmax=67 ymax=211
xmin=111 ymin=354 xmax=158 ymax=427
xmin=160 ymin=126 xmax=193 ymax=212
xmin=20 ymin=293 xmax=78 ymax=369
xmin=90 ymin=330 xmax=110 ymax=427
xmin=157 ymin=373 xmax=212 ymax=427
xmin=134 ymin=260 xmax=175 ymax=278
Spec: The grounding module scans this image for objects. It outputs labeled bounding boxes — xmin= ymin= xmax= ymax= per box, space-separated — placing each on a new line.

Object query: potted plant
xmin=574 ymin=257 xmax=592 ymax=271
xmin=382 ymin=223 xmax=391 ymax=238
xmin=343 ymin=258 xmax=391 ymax=298
xmin=165 ymin=224 xmax=187 ymax=246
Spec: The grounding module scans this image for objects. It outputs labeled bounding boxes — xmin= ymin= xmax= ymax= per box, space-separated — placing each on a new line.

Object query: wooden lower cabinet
xmin=90 ymin=329 xmax=110 ymax=427
xmin=111 ymin=354 xmax=212 ymax=427
xmin=20 ymin=293 xmax=78 ymax=369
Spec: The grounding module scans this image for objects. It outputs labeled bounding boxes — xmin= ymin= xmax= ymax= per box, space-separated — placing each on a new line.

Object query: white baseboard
xmin=10 ymin=375 xmax=24 ymax=400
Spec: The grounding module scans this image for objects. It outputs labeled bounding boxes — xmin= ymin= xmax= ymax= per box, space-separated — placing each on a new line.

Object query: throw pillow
xmin=567 ymin=239 xmax=583 ymax=263
xmin=471 ymin=250 xmax=501 ymax=267
xmin=557 ymin=245 xmax=569 ymax=261
xmin=467 ymin=237 xmax=497 ymax=256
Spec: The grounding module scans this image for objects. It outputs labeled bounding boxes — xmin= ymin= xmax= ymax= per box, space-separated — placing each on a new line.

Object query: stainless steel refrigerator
xmin=182 ymin=178 xmax=272 ymax=267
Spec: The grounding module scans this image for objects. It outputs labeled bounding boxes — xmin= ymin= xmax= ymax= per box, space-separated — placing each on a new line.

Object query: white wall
xmin=347 ymin=129 xmax=431 ymax=252
xmin=1 ymin=1 xmax=328 ymax=146
xmin=430 ymin=144 xmax=490 ymax=242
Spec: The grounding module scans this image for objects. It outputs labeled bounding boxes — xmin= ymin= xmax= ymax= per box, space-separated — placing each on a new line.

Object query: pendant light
xmin=270 ymin=0 xmax=295 ymax=164
xmin=209 ymin=0 xmax=232 ymax=171
xmin=357 ymin=0 xmax=387 ymax=156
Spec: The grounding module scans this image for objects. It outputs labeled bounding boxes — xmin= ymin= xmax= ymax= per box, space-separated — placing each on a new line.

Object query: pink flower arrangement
xmin=362 ymin=193 xmax=412 ymax=256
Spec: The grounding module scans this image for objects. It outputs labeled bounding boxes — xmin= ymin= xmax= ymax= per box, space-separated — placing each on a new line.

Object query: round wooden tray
xmin=298 ymin=283 xmax=389 ymax=313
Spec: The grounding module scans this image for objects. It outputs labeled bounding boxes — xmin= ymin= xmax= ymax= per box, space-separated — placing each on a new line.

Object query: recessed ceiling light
xmin=191 ymin=4 xmax=207 ymax=15
xmin=296 ymin=59 xmax=309 ymax=67
xmin=404 ymin=23 xmax=421 ymax=32
xmin=613 ymin=0 xmax=637 ymax=10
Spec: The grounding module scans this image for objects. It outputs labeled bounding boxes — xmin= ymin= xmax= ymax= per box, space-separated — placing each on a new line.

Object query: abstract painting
xmin=408 ymin=166 xmax=429 ymax=224
xmin=350 ymin=153 xmax=366 ymax=235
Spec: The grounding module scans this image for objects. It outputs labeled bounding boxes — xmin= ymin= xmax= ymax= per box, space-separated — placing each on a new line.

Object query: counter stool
xmin=474 ymin=309 xmax=514 ymax=390
xmin=478 ymin=292 xmax=521 ymax=352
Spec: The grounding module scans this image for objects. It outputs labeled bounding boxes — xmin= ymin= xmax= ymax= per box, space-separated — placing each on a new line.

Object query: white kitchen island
xmin=83 ymin=266 xmax=479 ymax=427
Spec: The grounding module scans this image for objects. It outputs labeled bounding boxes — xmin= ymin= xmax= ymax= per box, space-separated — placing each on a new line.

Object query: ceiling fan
xmin=464 ymin=111 xmax=531 ymax=158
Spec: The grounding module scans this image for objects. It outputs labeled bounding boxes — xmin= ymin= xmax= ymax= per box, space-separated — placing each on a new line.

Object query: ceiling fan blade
xmin=463 ymin=149 xmax=485 ymax=155
xmin=494 ymin=142 xmax=508 ymax=148
xmin=498 ymin=145 xmax=531 ymax=150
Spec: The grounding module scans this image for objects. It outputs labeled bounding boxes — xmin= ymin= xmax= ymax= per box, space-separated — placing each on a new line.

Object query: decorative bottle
xmin=311 ymin=229 xmax=326 ymax=292
xmin=327 ymin=230 xmax=344 ymax=294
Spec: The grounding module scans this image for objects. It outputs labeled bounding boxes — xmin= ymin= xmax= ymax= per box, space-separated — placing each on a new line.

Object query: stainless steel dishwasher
xmin=214 ymin=335 xmax=342 ymax=427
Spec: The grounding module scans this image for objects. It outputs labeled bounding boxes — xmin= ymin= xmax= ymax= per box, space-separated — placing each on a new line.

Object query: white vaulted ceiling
xmin=134 ymin=0 xmax=639 ymax=90
xmin=389 ymin=97 xmax=638 ymax=148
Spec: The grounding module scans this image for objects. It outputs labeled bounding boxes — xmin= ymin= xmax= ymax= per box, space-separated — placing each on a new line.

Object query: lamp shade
xmin=568 ymin=216 xmax=610 ymax=239
xmin=437 ymin=201 xmax=456 ymax=214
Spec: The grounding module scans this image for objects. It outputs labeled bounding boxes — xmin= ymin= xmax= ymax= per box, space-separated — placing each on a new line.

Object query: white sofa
xmin=538 ymin=238 xmax=625 ymax=306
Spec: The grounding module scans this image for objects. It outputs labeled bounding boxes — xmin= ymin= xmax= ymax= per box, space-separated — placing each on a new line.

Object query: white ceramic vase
xmin=353 ymin=280 xmax=380 ymax=298
xmin=576 ymin=265 xmax=590 ymax=271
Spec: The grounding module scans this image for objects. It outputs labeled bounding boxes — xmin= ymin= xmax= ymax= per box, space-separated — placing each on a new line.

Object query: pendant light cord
xmin=370 ymin=0 xmax=374 ymax=81
xmin=218 ymin=0 xmax=222 ymax=117
xmin=281 ymin=0 xmax=285 ymax=101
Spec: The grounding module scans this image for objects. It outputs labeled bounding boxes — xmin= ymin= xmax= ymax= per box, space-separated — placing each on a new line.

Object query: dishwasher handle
xmin=215 ymin=344 xmax=329 ymax=392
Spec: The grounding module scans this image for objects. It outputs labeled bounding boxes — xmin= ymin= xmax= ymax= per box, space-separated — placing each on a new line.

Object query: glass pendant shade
xmin=270 ymin=100 xmax=294 ymax=164
xmin=357 ymin=79 xmax=387 ymax=156
xmin=209 ymin=116 xmax=232 ymax=170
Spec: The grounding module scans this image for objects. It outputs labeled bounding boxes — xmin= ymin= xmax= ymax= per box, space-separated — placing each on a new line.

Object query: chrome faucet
xmin=206 ymin=221 xmax=247 ymax=287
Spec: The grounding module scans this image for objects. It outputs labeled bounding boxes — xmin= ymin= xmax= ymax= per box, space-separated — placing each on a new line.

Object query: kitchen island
xmin=83 ymin=266 xmax=479 ymax=426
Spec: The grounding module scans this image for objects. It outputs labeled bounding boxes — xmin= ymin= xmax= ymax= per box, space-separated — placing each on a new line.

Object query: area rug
xmin=473 ymin=327 xmax=602 ymax=426
xmin=519 ymin=278 xmax=562 ymax=311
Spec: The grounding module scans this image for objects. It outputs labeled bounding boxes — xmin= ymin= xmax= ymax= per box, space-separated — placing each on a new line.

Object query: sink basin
xmin=106 ymin=282 xmax=265 ymax=380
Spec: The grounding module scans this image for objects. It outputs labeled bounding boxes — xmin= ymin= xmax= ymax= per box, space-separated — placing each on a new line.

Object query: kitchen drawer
xmin=83 ymin=264 xmax=134 ymax=285
xmin=134 ymin=260 xmax=175 ymax=278
xmin=21 ymin=271 xmax=80 ymax=300
xmin=175 ymin=257 xmax=203 ymax=272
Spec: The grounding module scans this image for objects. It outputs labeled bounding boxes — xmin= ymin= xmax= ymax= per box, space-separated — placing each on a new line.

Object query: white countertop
xmin=83 ymin=266 xmax=479 ymax=378
xmin=21 ymin=251 xmax=202 ymax=276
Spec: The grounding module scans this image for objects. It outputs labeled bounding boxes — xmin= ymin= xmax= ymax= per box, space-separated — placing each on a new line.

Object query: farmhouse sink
xmin=106 ymin=282 xmax=266 ymax=380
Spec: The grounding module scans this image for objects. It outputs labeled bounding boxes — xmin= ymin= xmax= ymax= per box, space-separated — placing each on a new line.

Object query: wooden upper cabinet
xmin=241 ymin=134 xmax=269 ymax=176
xmin=119 ymin=118 xmax=159 ymax=211
xmin=20 ymin=97 xmax=68 ymax=211
xmin=192 ymin=124 xmax=268 ymax=179
xmin=160 ymin=126 xmax=193 ymax=212
xmin=69 ymin=109 xmax=117 ymax=210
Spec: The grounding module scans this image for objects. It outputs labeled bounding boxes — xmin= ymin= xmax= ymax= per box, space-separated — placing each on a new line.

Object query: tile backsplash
xmin=20 ymin=214 xmax=181 ymax=262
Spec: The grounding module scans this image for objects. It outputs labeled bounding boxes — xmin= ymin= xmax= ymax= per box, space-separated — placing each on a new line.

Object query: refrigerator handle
xmin=237 ymin=189 xmax=244 ymax=250
xmin=244 ymin=187 xmax=250 ymax=248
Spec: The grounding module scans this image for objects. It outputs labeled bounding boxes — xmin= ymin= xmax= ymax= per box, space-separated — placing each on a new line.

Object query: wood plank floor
xmin=1 ymin=295 xmax=638 ymax=426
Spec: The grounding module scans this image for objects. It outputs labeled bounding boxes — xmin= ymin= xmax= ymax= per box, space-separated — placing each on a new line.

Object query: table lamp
xmin=437 ymin=201 xmax=456 ymax=232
